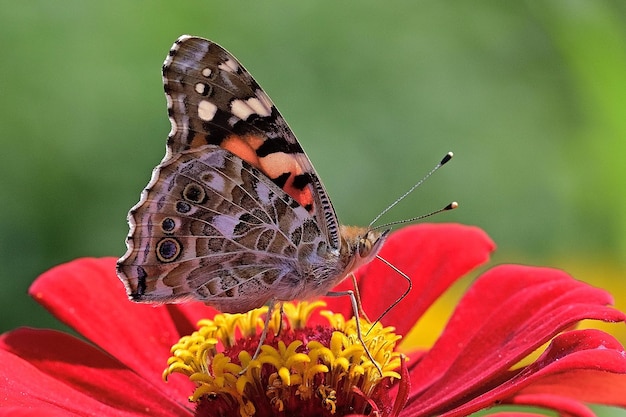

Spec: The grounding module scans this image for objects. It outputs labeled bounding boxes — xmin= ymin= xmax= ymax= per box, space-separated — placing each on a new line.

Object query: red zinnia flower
xmin=1 ymin=224 xmax=625 ymax=417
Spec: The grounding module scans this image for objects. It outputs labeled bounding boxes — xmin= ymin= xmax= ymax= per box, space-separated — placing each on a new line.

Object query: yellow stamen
xmin=163 ymin=301 xmax=404 ymax=417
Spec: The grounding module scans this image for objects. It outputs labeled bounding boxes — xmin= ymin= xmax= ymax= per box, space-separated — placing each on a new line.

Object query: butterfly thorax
xmin=292 ymin=225 xmax=387 ymax=302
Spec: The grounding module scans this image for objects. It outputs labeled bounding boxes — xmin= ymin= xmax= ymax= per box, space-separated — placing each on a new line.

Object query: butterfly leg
xmin=325 ymin=290 xmax=383 ymax=377
xmin=367 ymin=255 xmax=413 ymax=335
xmin=349 ymin=273 xmax=371 ymax=323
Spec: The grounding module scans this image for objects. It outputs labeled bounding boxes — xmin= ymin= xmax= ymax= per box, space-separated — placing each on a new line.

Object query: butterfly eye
xmin=358 ymin=237 xmax=373 ymax=257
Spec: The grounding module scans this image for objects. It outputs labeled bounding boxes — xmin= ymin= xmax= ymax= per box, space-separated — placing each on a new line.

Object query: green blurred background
xmin=1 ymin=2 xmax=625 ymax=413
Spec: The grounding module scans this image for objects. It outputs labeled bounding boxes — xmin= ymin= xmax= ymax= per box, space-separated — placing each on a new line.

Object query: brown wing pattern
xmin=162 ymin=36 xmax=340 ymax=248
xmin=117 ymin=147 xmax=332 ymax=311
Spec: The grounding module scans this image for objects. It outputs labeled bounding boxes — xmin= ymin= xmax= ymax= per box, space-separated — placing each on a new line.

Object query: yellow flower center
xmin=163 ymin=301 xmax=404 ymax=417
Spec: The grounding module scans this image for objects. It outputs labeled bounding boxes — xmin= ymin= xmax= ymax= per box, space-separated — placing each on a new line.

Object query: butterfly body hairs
xmin=117 ymin=36 xmax=388 ymax=314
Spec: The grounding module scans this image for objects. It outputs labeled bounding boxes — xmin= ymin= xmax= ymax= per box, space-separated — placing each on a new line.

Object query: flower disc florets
xmin=163 ymin=301 xmax=406 ymax=417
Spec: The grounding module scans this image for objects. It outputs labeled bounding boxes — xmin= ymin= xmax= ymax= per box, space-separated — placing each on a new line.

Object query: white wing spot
xmin=255 ymin=89 xmax=273 ymax=111
xmin=195 ymin=83 xmax=207 ymax=94
xmin=231 ymin=99 xmax=254 ymax=120
xmin=202 ymin=67 xmax=212 ymax=77
xmin=165 ymin=94 xmax=177 ymax=135
xmin=218 ymin=58 xmax=239 ymax=73
xmin=230 ymin=97 xmax=272 ymax=120
xmin=247 ymin=97 xmax=272 ymax=117
xmin=198 ymin=100 xmax=218 ymax=121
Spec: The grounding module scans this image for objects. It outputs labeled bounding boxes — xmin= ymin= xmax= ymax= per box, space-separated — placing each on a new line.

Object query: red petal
xmin=0 ymin=357 xmax=108 ymax=417
xmin=438 ymin=330 xmax=626 ymax=417
xmin=324 ymin=224 xmax=494 ymax=335
xmin=0 ymin=408 xmax=74 ymax=417
xmin=516 ymin=371 xmax=626 ymax=405
xmin=403 ymin=265 xmax=625 ymax=416
xmin=511 ymin=330 xmax=626 ymax=406
xmin=509 ymin=394 xmax=598 ymax=417
xmin=166 ymin=302 xmax=221 ymax=336
xmin=477 ymin=414 xmax=558 ymax=417
xmin=391 ymin=354 xmax=411 ymax=417
xmin=0 ymin=328 xmax=192 ymax=416
xmin=28 ymin=257 xmax=211 ymax=399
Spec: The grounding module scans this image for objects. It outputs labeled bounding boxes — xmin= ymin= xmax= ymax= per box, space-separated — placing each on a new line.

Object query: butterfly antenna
xmin=368 ymin=152 xmax=454 ymax=228
xmin=373 ymin=201 xmax=458 ymax=231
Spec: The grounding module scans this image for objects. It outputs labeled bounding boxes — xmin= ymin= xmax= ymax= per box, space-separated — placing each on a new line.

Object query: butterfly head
xmin=339 ymin=226 xmax=390 ymax=275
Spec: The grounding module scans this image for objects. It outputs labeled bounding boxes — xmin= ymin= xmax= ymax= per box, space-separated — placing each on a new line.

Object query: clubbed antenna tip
xmin=441 ymin=151 xmax=453 ymax=165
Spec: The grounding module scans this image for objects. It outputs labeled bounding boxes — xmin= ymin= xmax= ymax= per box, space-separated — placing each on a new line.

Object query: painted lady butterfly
xmin=116 ymin=35 xmax=390 ymax=313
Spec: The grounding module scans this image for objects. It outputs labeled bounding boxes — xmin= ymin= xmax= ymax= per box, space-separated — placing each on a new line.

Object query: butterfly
xmin=116 ymin=35 xmax=390 ymax=315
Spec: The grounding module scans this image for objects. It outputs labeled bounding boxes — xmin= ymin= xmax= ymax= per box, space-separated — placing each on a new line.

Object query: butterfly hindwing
xmin=118 ymin=145 xmax=331 ymax=311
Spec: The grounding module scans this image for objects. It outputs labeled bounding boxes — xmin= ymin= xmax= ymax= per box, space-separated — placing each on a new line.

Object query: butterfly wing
xmin=118 ymin=145 xmax=332 ymax=312
xmin=162 ymin=36 xmax=340 ymax=248
xmin=117 ymin=36 xmax=343 ymax=311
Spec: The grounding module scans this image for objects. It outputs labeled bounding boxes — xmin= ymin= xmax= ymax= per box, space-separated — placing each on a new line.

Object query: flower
xmin=163 ymin=301 xmax=404 ymax=417
xmin=1 ymin=223 xmax=625 ymax=417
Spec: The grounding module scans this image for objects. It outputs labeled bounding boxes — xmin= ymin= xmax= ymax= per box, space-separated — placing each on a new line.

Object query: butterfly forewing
xmin=162 ymin=36 xmax=339 ymax=246
xmin=117 ymin=35 xmax=387 ymax=313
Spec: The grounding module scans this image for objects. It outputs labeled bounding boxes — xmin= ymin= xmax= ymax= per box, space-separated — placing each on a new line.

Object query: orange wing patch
xmin=222 ymin=134 xmax=264 ymax=167
xmin=222 ymin=134 xmax=314 ymax=212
